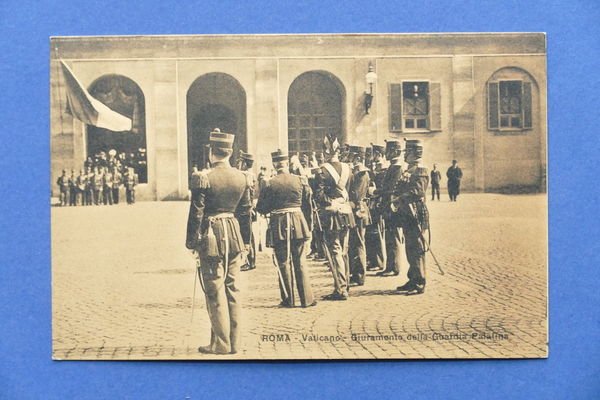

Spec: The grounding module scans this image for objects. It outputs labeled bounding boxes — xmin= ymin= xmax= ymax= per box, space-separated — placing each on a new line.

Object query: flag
xmin=59 ymin=60 xmax=132 ymax=132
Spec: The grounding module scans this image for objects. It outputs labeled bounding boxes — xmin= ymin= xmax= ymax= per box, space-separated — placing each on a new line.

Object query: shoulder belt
xmin=322 ymin=162 xmax=350 ymax=200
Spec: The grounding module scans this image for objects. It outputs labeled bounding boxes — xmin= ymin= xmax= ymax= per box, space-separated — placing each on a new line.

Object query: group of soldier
xmin=56 ymin=150 xmax=139 ymax=207
xmin=185 ymin=128 xmax=436 ymax=355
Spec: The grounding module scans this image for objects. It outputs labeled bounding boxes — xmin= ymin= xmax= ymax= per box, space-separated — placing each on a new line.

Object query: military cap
xmin=239 ymin=150 xmax=254 ymax=162
xmin=209 ymin=128 xmax=235 ymax=149
xmin=271 ymin=149 xmax=288 ymax=162
xmin=385 ymin=139 xmax=402 ymax=152
xmin=371 ymin=143 xmax=385 ymax=154
xmin=349 ymin=145 xmax=366 ymax=155
xmin=404 ymin=139 xmax=424 ymax=156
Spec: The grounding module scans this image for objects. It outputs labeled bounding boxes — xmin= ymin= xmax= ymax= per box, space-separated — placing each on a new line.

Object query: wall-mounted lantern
xmin=364 ymin=61 xmax=377 ymax=114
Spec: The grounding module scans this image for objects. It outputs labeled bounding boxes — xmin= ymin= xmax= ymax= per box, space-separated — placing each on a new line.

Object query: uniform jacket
xmin=348 ymin=166 xmax=372 ymax=226
xmin=379 ymin=162 xmax=404 ymax=227
xmin=57 ymin=175 xmax=69 ymax=192
xmin=394 ymin=164 xmax=430 ymax=230
xmin=92 ymin=173 xmax=103 ymax=190
xmin=314 ymin=161 xmax=356 ymax=230
xmin=256 ymin=171 xmax=313 ymax=241
xmin=124 ymin=173 xmax=138 ymax=190
xmin=185 ymin=161 xmax=252 ymax=254
xmin=103 ymin=172 xmax=113 ymax=188
xmin=112 ymin=171 xmax=122 ymax=188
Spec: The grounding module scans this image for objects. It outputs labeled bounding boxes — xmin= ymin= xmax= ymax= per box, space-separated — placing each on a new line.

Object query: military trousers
xmin=126 ymin=189 xmax=135 ymax=204
xmin=199 ymin=252 xmax=243 ymax=354
xmin=59 ymin=190 xmax=68 ymax=206
xmin=273 ymin=238 xmax=314 ymax=307
xmin=112 ymin=188 xmax=120 ymax=204
xmin=384 ymin=225 xmax=404 ymax=274
xmin=349 ymin=222 xmax=367 ymax=285
xmin=103 ymin=187 xmax=113 ymax=205
xmin=323 ymin=228 xmax=350 ymax=296
xmin=93 ymin=189 xmax=101 ymax=205
xmin=403 ymin=223 xmax=427 ymax=287
xmin=366 ymin=218 xmax=386 ymax=270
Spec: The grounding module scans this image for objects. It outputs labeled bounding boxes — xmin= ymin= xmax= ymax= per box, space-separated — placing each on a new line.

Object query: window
xmin=389 ymin=81 xmax=441 ymax=133
xmin=488 ymin=79 xmax=533 ymax=131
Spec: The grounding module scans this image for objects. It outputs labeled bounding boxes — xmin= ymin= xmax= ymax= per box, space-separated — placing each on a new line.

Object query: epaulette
xmin=243 ymin=170 xmax=255 ymax=188
xmin=190 ymin=170 xmax=210 ymax=190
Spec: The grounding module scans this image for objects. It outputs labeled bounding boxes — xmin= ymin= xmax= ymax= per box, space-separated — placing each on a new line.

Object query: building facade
xmin=50 ymin=34 xmax=547 ymax=200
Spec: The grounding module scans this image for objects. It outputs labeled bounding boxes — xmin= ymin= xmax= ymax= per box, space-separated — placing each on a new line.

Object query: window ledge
xmin=490 ymin=128 xmax=532 ymax=136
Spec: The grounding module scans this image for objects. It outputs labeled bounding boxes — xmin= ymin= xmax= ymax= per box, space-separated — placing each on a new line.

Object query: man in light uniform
xmin=185 ymin=129 xmax=252 ymax=355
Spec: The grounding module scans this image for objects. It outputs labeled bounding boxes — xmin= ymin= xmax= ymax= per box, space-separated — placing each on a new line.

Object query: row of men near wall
xmin=56 ymin=165 xmax=139 ymax=206
xmin=184 ymin=128 xmax=432 ymax=355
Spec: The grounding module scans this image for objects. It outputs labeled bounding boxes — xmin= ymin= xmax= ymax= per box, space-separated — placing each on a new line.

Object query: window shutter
xmin=428 ymin=82 xmax=442 ymax=131
xmin=487 ymin=82 xmax=499 ymax=129
xmin=522 ymin=82 xmax=532 ymax=129
xmin=389 ymin=83 xmax=402 ymax=132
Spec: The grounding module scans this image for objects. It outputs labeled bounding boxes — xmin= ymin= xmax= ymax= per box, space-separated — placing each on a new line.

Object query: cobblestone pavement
xmin=52 ymin=194 xmax=547 ymax=360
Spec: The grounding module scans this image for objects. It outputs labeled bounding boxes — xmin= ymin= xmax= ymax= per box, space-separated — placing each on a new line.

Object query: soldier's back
xmin=199 ymin=164 xmax=248 ymax=214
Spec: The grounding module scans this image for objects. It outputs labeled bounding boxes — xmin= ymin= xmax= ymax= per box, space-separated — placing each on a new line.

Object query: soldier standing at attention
xmin=376 ymin=140 xmax=404 ymax=277
xmin=75 ymin=170 xmax=86 ymax=206
xmin=347 ymin=145 xmax=372 ymax=286
xmin=102 ymin=166 xmax=114 ymax=206
xmin=91 ymin=166 xmax=103 ymax=205
xmin=430 ymin=164 xmax=442 ymax=201
xmin=68 ymin=170 xmax=77 ymax=206
xmin=84 ymin=166 xmax=93 ymax=206
xmin=446 ymin=160 xmax=463 ymax=202
xmin=57 ymin=170 xmax=69 ymax=206
xmin=237 ymin=150 xmax=257 ymax=272
xmin=112 ymin=166 xmax=122 ymax=205
xmin=124 ymin=167 xmax=138 ymax=204
xmin=315 ymin=136 xmax=355 ymax=300
xmin=393 ymin=139 xmax=430 ymax=295
xmin=256 ymin=149 xmax=316 ymax=308
xmin=366 ymin=144 xmax=387 ymax=271
xmin=185 ymin=129 xmax=252 ymax=355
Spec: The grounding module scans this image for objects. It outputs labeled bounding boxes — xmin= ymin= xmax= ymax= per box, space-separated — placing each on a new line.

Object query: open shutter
xmin=522 ymin=82 xmax=532 ymax=129
xmin=389 ymin=83 xmax=402 ymax=132
xmin=428 ymin=82 xmax=442 ymax=131
xmin=487 ymin=82 xmax=499 ymax=130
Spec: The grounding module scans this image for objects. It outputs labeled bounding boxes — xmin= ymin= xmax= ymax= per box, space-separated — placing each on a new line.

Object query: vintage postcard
xmin=51 ymin=33 xmax=547 ymax=360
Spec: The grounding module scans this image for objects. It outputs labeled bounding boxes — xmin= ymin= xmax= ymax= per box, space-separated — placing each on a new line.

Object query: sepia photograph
xmin=50 ymin=33 xmax=548 ymax=360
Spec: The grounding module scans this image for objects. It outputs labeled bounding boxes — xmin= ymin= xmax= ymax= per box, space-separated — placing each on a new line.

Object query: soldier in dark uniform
xmin=102 ymin=167 xmax=114 ymax=205
xmin=376 ymin=140 xmax=404 ymax=277
xmin=84 ymin=166 xmax=93 ymax=206
xmin=393 ymin=139 xmax=430 ymax=295
xmin=315 ymin=136 xmax=355 ymax=300
xmin=56 ymin=170 xmax=69 ymax=206
xmin=237 ymin=150 xmax=257 ymax=271
xmin=124 ymin=167 xmax=138 ymax=204
xmin=447 ymin=160 xmax=463 ymax=202
xmin=430 ymin=163 xmax=442 ymax=201
xmin=256 ymin=150 xmax=316 ymax=308
xmin=185 ymin=129 xmax=252 ymax=355
xmin=112 ymin=166 xmax=122 ymax=204
xmin=68 ymin=170 xmax=76 ymax=206
xmin=366 ymin=144 xmax=387 ymax=271
xmin=347 ymin=145 xmax=372 ymax=286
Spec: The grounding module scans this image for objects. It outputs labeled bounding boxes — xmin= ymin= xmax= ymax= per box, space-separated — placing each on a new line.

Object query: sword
xmin=406 ymin=202 xmax=445 ymax=276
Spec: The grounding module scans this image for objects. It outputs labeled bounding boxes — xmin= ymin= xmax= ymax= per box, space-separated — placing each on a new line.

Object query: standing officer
xmin=84 ymin=166 xmax=93 ymax=206
xmin=237 ymin=150 xmax=257 ymax=271
xmin=185 ymin=129 xmax=252 ymax=355
xmin=91 ymin=166 xmax=103 ymax=205
xmin=102 ymin=166 xmax=114 ymax=205
xmin=256 ymin=149 xmax=316 ymax=308
xmin=347 ymin=145 xmax=372 ymax=286
xmin=315 ymin=136 xmax=355 ymax=300
xmin=112 ymin=166 xmax=122 ymax=204
xmin=393 ymin=139 xmax=430 ymax=295
xmin=376 ymin=140 xmax=404 ymax=277
xmin=68 ymin=170 xmax=77 ymax=206
xmin=430 ymin=164 xmax=442 ymax=201
xmin=366 ymin=144 xmax=387 ymax=271
xmin=447 ymin=160 xmax=463 ymax=202
xmin=124 ymin=167 xmax=138 ymax=204
xmin=56 ymin=170 xmax=69 ymax=206
xmin=75 ymin=169 xmax=86 ymax=206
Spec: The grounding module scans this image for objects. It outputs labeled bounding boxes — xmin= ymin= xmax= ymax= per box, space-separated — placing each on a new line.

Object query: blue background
xmin=1 ymin=0 xmax=599 ymax=398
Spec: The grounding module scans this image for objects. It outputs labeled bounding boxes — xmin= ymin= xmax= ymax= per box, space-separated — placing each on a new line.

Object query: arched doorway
xmin=187 ymin=73 xmax=247 ymax=178
xmin=87 ymin=75 xmax=147 ymax=182
xmin=287 ymin=71 xmax=345 ymax=155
